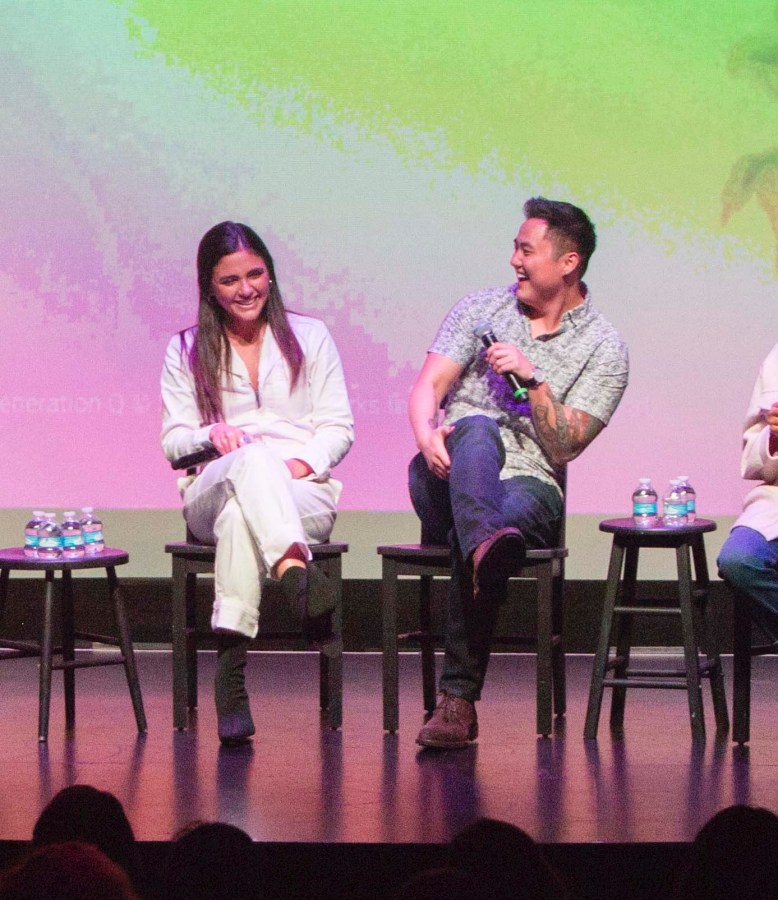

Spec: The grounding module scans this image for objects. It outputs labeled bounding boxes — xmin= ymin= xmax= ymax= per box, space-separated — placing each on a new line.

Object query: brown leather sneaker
xmin=471 ymin=527 xmax=526 ymax=594
xmin=416 ymin=692 xmax=478 ymax=749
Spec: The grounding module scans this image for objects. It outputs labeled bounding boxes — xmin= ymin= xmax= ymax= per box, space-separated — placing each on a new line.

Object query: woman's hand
xmin=768 ymin=402 xmax=778 ymax=437
xmin=768 ymin=403 xmax=778 ymax=456
xmin=208 ymin=423 xmax=249 ymax=456
xmin=285 ymin=458 xmax=314 ymax=479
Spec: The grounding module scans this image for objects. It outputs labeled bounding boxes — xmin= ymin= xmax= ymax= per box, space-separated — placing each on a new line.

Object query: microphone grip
xmin=477 ymin=330 xmax=528 ymax=401
xmin=170 ymin=442 xmax=220 ymax=470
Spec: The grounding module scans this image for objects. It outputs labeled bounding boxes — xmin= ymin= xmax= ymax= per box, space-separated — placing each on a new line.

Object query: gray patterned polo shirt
xmin=429 ymin=284 xmax=629 ymax=495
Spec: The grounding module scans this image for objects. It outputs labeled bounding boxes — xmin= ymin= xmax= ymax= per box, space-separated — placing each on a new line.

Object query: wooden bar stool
xmin=164 ymin=541 xmax=347 ymax=731
xmin=0 ymin=547 xmax=147 ymax=742
xmin=378 ymin=541 xmax=568 ymax=738
xmin=584 ymin=518 xmax=728 ymax=741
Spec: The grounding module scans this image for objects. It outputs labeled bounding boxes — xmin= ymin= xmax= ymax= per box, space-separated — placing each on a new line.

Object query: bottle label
xmin=38 ymin=537 xmax=61 ymax=549
xmin=687 ymin=499 xmax=696 ymax=512
xmin=63 ymin=535 xmax=84 ymax=548
xmin=83 ymin=531 xmax=104 ymax=544
xmin=634 ymin=502 xmax=657 ymax=516
xmin=24 ymin=535 xmax=39 ymax=547
xmin=665 ymin=501 xmax=687 ymax=517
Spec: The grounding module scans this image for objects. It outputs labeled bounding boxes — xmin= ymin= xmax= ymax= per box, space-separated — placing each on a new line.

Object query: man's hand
xmin=485 ymin=341 xmax=533 ymax=382
xmin=208 ymin=423 xmax=249 ymax=455
xmin=408 ymin=352 xmax=464 ymax=479
xmin=419 ymin=424 xmax=455 ymax=480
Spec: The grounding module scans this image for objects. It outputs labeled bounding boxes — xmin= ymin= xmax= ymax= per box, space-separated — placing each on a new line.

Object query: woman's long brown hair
xmin=183 ymin=222 xmax=304 ymax=424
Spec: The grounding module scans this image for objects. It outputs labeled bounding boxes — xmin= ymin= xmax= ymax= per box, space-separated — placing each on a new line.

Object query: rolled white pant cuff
xmin=211 ymin=595 xmax=259 ymax=638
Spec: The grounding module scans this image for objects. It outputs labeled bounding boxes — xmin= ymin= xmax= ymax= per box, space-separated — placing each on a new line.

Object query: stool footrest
xmin=53 ymin=658 xmax=126 ymax=671
xmin=614 ymin=605 xmax=682 ymax=616
xmin=74 ymin=631 xmax=121 ymax=646
xmin=750 ymin=641 xmax=778 ymax=657
xmin=399 ymin=631 xmax=440 ymax=643
xmin=0 ymin=639 xmax=40 ymax=655
xmin=603 ymin=677 xmax=690 ymax=690
xmin=623 ymin=667 xmax=697 ymax=678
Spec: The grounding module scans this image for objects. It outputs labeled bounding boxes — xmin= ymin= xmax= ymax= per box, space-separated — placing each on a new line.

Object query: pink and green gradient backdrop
xmin=2 ymin=1 xmax=777 ymax=513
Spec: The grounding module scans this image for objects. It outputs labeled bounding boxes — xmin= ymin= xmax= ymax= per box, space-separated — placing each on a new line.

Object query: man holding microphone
xmin=408 ymin=197 xmax=629 ymax=748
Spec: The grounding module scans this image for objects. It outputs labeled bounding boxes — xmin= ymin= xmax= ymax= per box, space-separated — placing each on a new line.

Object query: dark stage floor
xmin=0 ymin=650 xmax=776 ymax=896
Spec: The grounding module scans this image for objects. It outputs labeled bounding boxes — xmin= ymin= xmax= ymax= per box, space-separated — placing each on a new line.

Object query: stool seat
xmin=598 ymin=517 xmax=717 ymax=541
xmin=0 ymin=547 xmax=147 ymax=742
xmin=164 ymin=540 xmax=347 ymax=731
xmin=584 ymin=519 xmax=728 ymax=741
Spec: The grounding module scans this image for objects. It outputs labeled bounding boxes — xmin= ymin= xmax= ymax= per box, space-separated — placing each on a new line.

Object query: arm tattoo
xmin=533 ymin=398 xmax=603 ymax=462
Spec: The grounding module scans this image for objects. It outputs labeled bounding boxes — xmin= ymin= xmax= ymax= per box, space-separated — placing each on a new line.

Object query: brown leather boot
xmin=471 ymin=527 xmax=526 ymax=597
xmin=416 ymin=692 xmax=478 ymax=749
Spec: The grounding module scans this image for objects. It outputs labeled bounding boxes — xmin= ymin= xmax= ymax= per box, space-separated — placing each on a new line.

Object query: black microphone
xmin=171 ymin=442 xmax=221 ymax=470
xmin=171 ymin=433 xmax=254 ymax=470
xmin=472 ymin=320 xmax=528 ymax=400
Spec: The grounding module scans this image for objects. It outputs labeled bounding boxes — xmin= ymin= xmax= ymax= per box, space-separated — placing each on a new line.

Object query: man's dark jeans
xmin=409 ymin=415 xmax=562 ymax=702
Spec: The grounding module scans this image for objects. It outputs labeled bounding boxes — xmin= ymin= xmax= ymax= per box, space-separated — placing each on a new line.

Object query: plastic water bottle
xmin=632 ymin=478 xmax=658 ymax=528
xmin=676 ymin=476 xmax=696 ymax=522
xmin=23 ymin=510 xmax=46 ymax=558
xmin=61 ymin=510 xmax=85 ymax=559
xmin=80 ymin=507 xmax=105 ymax=554
xmin=37 ymin=513 xmax=63 ymax=559
xmin=663 ymin=480 xmax=688 ymax=527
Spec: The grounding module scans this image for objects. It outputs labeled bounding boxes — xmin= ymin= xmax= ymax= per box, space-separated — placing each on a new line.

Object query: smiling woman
xmin=160 ymin=221 xmax=355 ymax=746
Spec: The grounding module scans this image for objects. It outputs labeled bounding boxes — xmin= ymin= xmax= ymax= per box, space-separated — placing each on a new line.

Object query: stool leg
xmin=585 ymin=542 xmax=624 ymax=739
xmin=610 ymin=544 xmax=638 ymax=729
xmin=107 ymin=568 xmax=147 ymax=734
xmin=551 ymin=561 xmax=566 ymax=717
xmin=185 ymin=572 xmax=198 ymax=712
xmin=171 ymin=556 xmax=190 ymax=730
xmin=38 ymin=571 xmax=56 ymax=743
xmin=536 ymin=562 xmax=553 ymax=737
xmin=732 ymin=592 xmax=751 ymax=744
xmin=382 ymin=557 xmax=400 ymax=733
xmin=0 ymin=567 xmax=9 ymax=627
xmin=677 ymin=544 xmax=705 ymax=740
xmin=322 ymin=555 xmax=343 ymax=730
xmin=62 ymin=571 xmax=76 ymax=733
xmin=419 ymin=575 xmax=436 ymax=718
xmin=691 ymin=537 xmax=728 ymax=734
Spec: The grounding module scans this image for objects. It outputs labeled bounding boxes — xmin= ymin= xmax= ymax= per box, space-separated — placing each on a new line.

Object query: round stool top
xmin=599 ymin=517 xmax=716 ymax=536
xmin=0 ymin=548 xmax=129 ymax=571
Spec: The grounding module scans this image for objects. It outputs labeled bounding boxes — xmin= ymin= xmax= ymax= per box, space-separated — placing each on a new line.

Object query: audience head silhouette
xmin=0 ymin=841 xmax=138 ymax=900
xmin=449 ymin=817 xmax=569 ymax=899
xmin=675 ymin=804 xmax=778 ymax=899
xmin=161 ymin=820 xmax=259 ymax=899
xmin=32 ymin=784 xmax=137 ymax=882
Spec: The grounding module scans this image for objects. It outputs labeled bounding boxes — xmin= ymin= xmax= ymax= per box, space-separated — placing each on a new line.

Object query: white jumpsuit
xmin=161 ymin=313 xmax=354 ymax=638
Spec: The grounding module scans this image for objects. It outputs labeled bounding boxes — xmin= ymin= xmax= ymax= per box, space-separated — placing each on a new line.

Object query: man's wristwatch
xmin=518 ymin=367 xmax=546 ymax=390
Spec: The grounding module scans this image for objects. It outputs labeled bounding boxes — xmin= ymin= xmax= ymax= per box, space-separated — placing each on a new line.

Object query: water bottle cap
xmin=33 ymin=510 xmax=45 ymax=517
xmin=639 ymin=477 xmax=651 ymax=483
xmin=63 ymin=511 xmax=75 ymax=518
xmin=81 ymin=506 xmax=94 ymax=513
xmin=678 ymin=475 xmax=689 ymax=480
